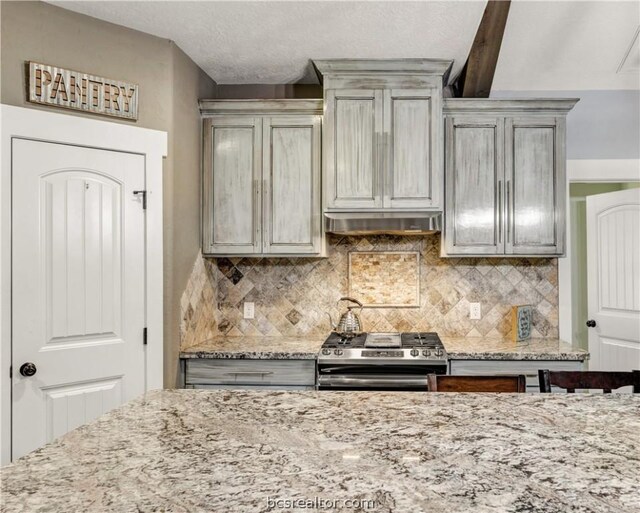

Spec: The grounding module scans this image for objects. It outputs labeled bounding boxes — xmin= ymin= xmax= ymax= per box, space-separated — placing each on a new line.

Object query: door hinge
xmin=143 ymin=327 xmax=148 ymax=345
xmin=9 ymin=366 xmax=12 ymax=379
xmin=133 ymin=190 xmax=147 ymax=210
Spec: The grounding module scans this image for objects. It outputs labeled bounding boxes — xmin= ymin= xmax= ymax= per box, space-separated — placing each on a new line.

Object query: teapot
xmin=327 ymin=297 xmax=364 ymax=336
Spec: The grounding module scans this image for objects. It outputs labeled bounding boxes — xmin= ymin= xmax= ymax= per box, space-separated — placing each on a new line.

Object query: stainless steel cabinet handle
xmin=497 ymin=181 xmax=503 ymax=243
xmin=223 ymin=371 xmax=274 ymax=376
xmin=506 ymin=180 xmax=512 ymax=243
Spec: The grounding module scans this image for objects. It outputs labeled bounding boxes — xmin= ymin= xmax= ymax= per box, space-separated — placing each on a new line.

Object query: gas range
xmin=319 ymin=332 xmax=447 ymax=363
xmin=317 ymin=332 xmax=447 ymax=391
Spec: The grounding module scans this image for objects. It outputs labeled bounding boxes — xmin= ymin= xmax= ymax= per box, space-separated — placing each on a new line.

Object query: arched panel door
xmin=12 ymin=139 xmax=146 ymax=458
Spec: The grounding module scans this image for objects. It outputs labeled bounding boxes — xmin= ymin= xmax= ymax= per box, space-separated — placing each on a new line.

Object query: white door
xmin=12 ymin=139 xmax=146 ymax=459
xmin=586 ymin=188 xmax=640 ymax=376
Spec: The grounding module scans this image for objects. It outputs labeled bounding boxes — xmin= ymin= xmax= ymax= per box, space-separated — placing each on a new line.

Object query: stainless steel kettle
xmin=327 ymin=297 xmax=364 ymax=336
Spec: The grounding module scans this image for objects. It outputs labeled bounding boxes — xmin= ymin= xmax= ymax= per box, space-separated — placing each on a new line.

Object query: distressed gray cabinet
xmin=183 ymin=359 xmax=316 ymax=390
xmin=315 ymin=60 xmax=452 ymax=211
xmin=442 ymin=99 xmax=578 ymax=257
xmin=201 ymin=100 xmax=323 ymax=256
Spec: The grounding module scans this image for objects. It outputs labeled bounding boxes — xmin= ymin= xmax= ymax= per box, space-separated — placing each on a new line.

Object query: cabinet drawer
xmin=185 ymin=359 xmax=316 ymax=386
xmin=449 ymin=360 xmax=584 ymax=391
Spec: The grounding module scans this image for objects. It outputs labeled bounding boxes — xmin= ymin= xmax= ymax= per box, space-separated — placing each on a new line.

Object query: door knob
xmin=586 ymin=320 xmax=597 ymax=328
xmin=19 ymin=362 xmax=37 ymax=377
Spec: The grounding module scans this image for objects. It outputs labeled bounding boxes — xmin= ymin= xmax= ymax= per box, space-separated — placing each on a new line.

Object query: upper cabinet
xmin=315 ymin=59 xmax=452 ymax=211
xmin=442 ymin=99 xmax=578 ymax=257
xmin=200 ymin=100 xmax=323 ymax=257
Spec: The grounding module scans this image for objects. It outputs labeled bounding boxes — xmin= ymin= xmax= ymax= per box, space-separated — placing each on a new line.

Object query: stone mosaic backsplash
xmin=349 ymin=251 xmax=420 ymax=307
xmin=180 ymin=235 xmax=559 ymax=348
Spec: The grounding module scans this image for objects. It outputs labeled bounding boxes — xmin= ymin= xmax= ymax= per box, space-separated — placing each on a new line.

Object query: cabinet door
xmin=384 ymin=88 xmax=441 ymax=209
xmin=203 ymin=117 xmax=262 ymax=254
xmin=505 ymin=117 xmax=565 ymax=255
xmin=324 ymin=89 xmax=383 ymax=209
xmin=262 ymin=116 xmax=322 ymax=254
xmin=443 ymin=116 xmax=505 ymax=255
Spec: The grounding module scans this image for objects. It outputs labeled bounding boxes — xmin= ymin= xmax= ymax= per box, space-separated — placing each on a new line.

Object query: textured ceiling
xmin=50 ymin=1 xmax=639 ymax=90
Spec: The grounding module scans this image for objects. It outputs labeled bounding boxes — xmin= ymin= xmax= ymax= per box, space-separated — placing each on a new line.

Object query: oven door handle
xmin=318 ymin=375 xmax=429 ymax=388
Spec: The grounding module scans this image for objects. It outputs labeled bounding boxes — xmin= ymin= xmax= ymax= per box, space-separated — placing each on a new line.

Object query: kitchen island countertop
xmin=180 ymin=335 xmax=588 ymax=361
xmin=1 ymin=389 xmax=637 ymax=512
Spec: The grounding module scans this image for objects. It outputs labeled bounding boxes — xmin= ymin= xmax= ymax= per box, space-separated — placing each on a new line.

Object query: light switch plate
xmin=243 ymin=302 xmax=255 ymax=319
xmin=470 ymin=303 xmax=481 ymax=320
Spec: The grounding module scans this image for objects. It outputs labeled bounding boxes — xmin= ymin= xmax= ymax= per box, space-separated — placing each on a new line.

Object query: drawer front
xmin=449 ymin=360 xmax=584 ymax=392
xmin=185 ymin=359 xmax=316 ymax=386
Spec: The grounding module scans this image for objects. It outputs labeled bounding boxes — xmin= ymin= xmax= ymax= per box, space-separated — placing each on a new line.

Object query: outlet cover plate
xmin=243 ymin=302 xmax=255 ymax=319
xmin=470 ymin=303 xmax=481 ymax=320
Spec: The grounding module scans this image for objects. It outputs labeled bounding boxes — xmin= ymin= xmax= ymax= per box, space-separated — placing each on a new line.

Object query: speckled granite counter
xmin=442 ymin=337 xmax=589 ymax=361
xmin=180 ymin=336 xmax=324 ymax=359
xmin=1 ymin=390 xmax=637 ymax=512
xmin=180 ymin=336 xmax=588 ymax=362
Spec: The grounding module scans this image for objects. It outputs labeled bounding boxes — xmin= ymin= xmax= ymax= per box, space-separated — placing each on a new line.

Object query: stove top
xmin=319 ymin=332 xmax=447 ymax=362
xmin=323 ymin=332 xmax=444 ymax=348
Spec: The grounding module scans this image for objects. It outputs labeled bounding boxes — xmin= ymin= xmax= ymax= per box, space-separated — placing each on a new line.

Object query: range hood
xmin=324 ymin=212 xmax=441 ymax=235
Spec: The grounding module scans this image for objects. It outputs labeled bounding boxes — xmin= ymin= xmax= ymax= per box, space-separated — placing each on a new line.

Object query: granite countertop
xmin=180 ymin=335 xmax=588 ymax=361
xmin=2 ymin=389 xmax=638 ymax=512
xmin=180 ymin=336 xmax=325 ymax=359
xmin=442 ymin=337 xmax=589 ymax=361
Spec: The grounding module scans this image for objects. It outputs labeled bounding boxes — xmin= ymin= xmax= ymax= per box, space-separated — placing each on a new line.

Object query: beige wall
xmin=0 ymin=1 xmax=217 ymax=387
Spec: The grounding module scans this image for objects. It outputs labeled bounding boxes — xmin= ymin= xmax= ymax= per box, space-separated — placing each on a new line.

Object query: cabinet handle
xmin=223 ymin=371 xmax=274 ymax=376
xmin=506 ymin=180 xmax=511 ymax=244
xmin=497 ymin=181 xmax=503 ymax=244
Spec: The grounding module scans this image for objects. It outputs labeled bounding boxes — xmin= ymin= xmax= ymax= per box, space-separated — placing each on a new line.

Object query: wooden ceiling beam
xmin=455 ymin=0 xmax=511 ymax=98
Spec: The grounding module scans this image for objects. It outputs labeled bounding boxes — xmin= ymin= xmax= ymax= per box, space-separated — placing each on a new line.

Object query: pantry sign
xmin=27 ymin=62 xmax=139 ymax=120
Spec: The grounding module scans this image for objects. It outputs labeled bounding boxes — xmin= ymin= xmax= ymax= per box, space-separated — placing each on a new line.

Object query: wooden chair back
xmin=538 ymin=369 xmax=640 ymax=393
xmin=427 ymin=374 xmax=526 ymax=393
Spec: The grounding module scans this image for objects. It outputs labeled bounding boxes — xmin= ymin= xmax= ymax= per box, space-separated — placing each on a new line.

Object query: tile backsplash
xmin=180 ymin=235 xmax=559 ymax=349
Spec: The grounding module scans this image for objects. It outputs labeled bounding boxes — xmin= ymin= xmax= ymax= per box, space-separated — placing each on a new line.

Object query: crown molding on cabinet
xmin=313 ymin=58 xmax=453 ymax=77
xmin=444 ymin=98 xmax=579 ymax=115
xmin=199 ymin=99 xmax=323 ymax=116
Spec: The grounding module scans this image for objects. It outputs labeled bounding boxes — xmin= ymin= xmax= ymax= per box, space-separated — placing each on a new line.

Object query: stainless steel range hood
xmin=324 ymin=212 xmax=441 ymax=235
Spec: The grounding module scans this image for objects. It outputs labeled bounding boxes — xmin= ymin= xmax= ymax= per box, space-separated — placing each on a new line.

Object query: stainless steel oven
xmin=317 ymin=333 xmax=448 ymax=391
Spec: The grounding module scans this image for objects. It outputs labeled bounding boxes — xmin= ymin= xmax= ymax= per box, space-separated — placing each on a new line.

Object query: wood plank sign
xmin=27 ymin=62 xmax=139 ymax=120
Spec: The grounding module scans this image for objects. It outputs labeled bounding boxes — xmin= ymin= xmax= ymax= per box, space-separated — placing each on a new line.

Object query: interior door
xmin=383 ymin=88 xmax=440 ymax=209
xmin=505 ymin=116 xmax=565 ymax=255
xmin=443 ymin=116 xmax=505 ymax=255
xmin=12 ymin=139 xmax=146 ymax=459
xmin=262 ymin=116 xmax=322 ymax=254
xmin=324 ymin=89 xmax=383 ymax=209
xmin=203 ymin=116 xmax=262 ymax=254
xmin=586 ymin=188 xmax=640 ymax=377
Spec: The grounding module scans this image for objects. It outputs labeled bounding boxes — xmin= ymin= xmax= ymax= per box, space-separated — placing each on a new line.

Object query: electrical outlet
xmin=243 ymin=302 xmax=255 ymax=319
xmin=469 ymin=303 xmax=481 ymax=320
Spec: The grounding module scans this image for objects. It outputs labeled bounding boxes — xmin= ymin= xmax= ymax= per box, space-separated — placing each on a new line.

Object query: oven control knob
xmin=409 ymin=349 xmax=419 ymax=357
xmin=321 ymin=348 xmax=331 ymax=355
xmin=422 ymin=349 xmax=431 ymax=357
xmin=334 ymin=349 xmax=344 ymax=356
xmin=435 ymin=348 xmax=444 ymax=357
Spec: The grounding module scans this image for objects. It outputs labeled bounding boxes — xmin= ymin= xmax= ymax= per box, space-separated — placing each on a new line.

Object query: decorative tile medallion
xmin=349 ymin=251 xmax=420 ymax=307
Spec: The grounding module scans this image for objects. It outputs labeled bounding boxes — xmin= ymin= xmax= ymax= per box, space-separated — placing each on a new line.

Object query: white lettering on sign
xmin=28 ymin=62 xmax=138 ymax=120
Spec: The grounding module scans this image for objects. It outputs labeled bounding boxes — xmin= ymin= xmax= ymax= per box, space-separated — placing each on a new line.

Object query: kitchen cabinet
xmin=200 ymin=100 xmax=323 ymax=256
xmin=183 ymin=359 xmax=316 ymax=390
xmin=315 ymin=59 xmax=452 ymax=211
xmin=442 ymin=99 xmax=578 ymax=257
xmin=449 ymin=359 xmax=584 ymax=393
